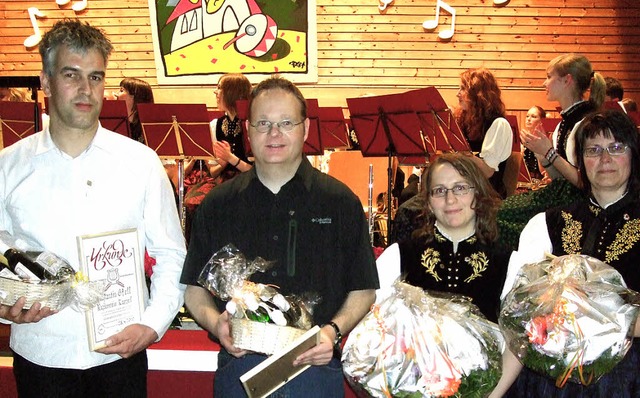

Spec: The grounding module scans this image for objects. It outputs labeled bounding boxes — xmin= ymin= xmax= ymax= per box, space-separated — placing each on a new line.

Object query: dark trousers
xmin=12 ymin=350 xmax=148 ymax=398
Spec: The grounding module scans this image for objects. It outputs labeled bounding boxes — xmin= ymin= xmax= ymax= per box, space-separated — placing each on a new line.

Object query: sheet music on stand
xmin=0 ymin=101 xmax=42 ymax=149
xmin=137 ymin=103 xmax=214 ymax=233
xmin=99 ymin=100 xmax=130 ymax=138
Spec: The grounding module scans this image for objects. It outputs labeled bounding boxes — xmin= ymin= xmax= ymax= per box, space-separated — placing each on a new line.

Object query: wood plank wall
xmin=1 ymin=0 xmax=639 ymax=126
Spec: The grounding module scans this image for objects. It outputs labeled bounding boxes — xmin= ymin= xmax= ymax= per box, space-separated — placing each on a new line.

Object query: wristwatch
xmin=325 ymin=321 xmax=343 ymax=348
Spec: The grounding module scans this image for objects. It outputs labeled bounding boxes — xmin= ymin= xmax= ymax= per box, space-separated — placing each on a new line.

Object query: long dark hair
xmin=575 ymin=110 xmax=640 ymax=197
xmin=418 ymin=153 xmax=502 ymax=244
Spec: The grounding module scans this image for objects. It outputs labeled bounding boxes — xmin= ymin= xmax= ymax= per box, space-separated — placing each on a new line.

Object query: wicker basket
xmin=231 ymin=318 xmax=307 ymax=355
xmin=0 ymin=276 xmax=70 ymax=311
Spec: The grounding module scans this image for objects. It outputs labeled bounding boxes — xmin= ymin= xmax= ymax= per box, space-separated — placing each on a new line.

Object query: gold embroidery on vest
xmin=561 ymin=211 xmax=582 ymax=255
xmin=464 ymin=252 xmax=488 ymax=283
xmin=606 ymin=219 xmax=640 ymax=263
xmin=589 ymin=204 xmax=601 ymax=217
xmin=421 ymin=248 xmax=442 ymax=281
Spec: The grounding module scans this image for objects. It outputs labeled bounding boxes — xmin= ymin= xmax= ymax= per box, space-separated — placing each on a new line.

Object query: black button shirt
xmin=181 ymin=158 xmax=380 ymax=325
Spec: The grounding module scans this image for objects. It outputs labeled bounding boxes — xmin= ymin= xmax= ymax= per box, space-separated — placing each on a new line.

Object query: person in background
xmin=621 ymin=98 xmax=638 ymax=113
xmin=521 ymin=105 xmax=547 ymax=180
xmin=501 ymin=110 xmax=640 ymax=397
xmin=399 ymin=173 xmax=420 ymax=206
xmin=115 ymin=77 xmax=155 ymax=144
xmin=0 ymin=19 xmax=186 ymax=397
xmin=0 ymin=87 xmax=31 ymax=102
xmin=181 ymin=76 xmax=379 ymax=397
xmin=604 ymin=76 xmax=624 ymax=102
xmin=521 ymin=53 xmax=605 ymax=188
xmin=455 ymin=68 xmax=513 ymax=198
xmin=210 ymin=73 xmax=253 ymax=181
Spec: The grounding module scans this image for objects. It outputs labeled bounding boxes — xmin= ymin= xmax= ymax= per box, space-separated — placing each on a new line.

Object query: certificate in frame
xmin=77 ymin=228 xmax=145 ymax=351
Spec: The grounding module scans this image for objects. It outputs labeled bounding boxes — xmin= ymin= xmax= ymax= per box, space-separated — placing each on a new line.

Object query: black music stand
xmin=137 ymin=103 xmax=214 ymax=232
xmin=0 ymin=101 xmax=42 ymax=149
xmin=347 ymin=92 xmax=427 ymax=242
xmin=99 ymin=100 xmax=130 ymax=137
xmin=0 ymin=76 xmax=41 ymax=133
xmin=317 ymin=107 xmax=349 ymax=150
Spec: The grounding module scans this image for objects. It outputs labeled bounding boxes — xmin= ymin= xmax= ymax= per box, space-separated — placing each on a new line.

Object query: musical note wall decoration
xmin=56 ymin=0 xmax=88 ymax=12
xmin=23 ymin=0 xmax=91 ymax=49
xmin=379 ymin=0 xmax=394 ymax=11
xmin=422 ymin=0 xmax=456 ymax=40
xmin=24 ymin=7 xmax=46 ymax=48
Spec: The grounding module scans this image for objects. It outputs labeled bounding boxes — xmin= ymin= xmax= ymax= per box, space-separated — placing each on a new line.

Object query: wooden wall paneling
xmin=0 ymin=0 xmax=638 ymax=113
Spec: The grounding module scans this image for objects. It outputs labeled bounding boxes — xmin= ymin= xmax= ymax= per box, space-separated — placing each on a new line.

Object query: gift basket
xmin=0 ymin=232 xmax=105 ymax=312
xmin=342 ymin=281 xmax=504 ymax=398
xmin=199 ymin=244 xmax=315 ymax=355
xmin=499 ymin=254 xmax=640 ymax=387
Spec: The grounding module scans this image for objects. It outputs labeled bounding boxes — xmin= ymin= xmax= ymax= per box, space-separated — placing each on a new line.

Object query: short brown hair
xmin=249 ymin=76 xmax=307 ymax=121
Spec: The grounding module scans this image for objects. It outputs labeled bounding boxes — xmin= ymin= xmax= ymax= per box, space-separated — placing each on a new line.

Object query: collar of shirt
xmin=241 ymin=157 xmax=316 ymax=195
xmin=35 ymin=123 xmax=116 ymax=159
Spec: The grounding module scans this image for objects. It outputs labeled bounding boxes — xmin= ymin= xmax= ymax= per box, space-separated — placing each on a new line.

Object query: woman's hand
xmin=213 ymin=141 xmax=233 ymax=163
xmin=521 ymin=124 xmax=552 ymax=157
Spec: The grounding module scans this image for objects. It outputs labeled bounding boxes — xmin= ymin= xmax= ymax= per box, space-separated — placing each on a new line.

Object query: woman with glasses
xmin=500 ymin=110 xmax=640 ymax=397
xmin=376 ymin=153 xmax=508 ymax=323
xmin=376 ymin=153 xmax=516 ymax=397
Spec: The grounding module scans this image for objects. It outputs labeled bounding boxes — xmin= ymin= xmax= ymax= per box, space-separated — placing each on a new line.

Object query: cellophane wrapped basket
xmin=0 ymin=272 xmax=105 ymax=312
xmin=499 ymin=254 xmax=640 ymax=387
xmin=0 ymin=277 xmax=71 ymax=311
xmin=199 ymin=244 xmax=315 ymax=355
xmin=230 ymin=318 xmax=307 ymax=355
xmin=342 ymin=281 xmax=504 ymax=398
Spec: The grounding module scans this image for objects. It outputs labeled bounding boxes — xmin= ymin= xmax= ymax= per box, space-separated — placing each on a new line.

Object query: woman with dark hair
xmin=501 ymin=110 xmax=640 ymax=397
xmin=456 ymin=68 xmax=513 ymax=198
xmin=376 ymin=153 xmax=514 ymax=397
xmin=210 ymin=73 xmax=253 ymax=181
xmin=115 ymin=77 xmax=154 ymax=143
xmin=376 ymin=153 xmax=508 ymax=323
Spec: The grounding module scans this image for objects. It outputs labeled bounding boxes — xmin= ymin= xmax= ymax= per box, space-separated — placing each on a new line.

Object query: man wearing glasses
xmin=180 ymin=76 xmax=379 ymax=397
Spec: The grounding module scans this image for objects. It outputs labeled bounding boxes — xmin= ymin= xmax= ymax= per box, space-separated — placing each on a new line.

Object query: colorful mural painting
xmin=148 ymin=0 xmax=318 ymax=84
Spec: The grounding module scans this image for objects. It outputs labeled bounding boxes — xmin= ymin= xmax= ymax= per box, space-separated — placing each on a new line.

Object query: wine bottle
xmin=0 ymin=239 xmax=74 ymax=282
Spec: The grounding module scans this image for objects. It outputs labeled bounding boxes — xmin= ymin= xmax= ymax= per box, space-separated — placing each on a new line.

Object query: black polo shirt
xmin=181 ymin=157 xmax=379 ymax=325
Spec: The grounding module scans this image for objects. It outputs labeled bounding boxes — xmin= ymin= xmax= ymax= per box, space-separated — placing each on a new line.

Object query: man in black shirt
xmin=180 ymin=77 xmax=379 ymax=397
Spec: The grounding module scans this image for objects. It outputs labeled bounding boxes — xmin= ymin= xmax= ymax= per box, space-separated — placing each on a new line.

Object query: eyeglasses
xmin=249 ymin=119 xmax=304 ymax=134
xmin=430 ymin=184 xmax=475 ymax=198
xmin=583 ymin=143 xmax=628 ymax=158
